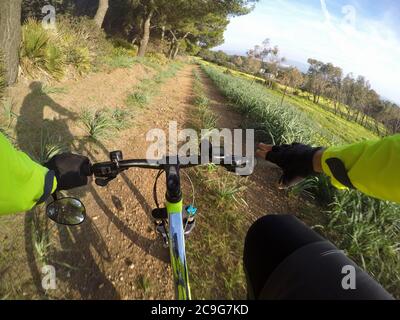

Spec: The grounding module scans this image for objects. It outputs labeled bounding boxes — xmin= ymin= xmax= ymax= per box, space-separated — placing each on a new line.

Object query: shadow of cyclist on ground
xmin=17 ymin=81 xmax=118 ymax=299
xmin=79 ymin=139 xmax=170 ymax=263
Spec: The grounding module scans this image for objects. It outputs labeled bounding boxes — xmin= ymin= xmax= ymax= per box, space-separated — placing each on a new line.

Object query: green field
xmin=200 ymin=60 xmax=383 ymax=145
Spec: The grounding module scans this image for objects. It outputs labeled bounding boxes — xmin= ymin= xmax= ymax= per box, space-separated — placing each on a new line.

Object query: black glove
xmin=45 ymin=153 xmax=92 ymax=191
xmin=266 ymin=143 xmax=322 ymax=187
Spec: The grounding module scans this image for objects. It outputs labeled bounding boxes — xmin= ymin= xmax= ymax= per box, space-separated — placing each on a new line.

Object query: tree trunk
xmin=172 ymin=43 xmax=180 ymax=60
xmin=138 ymin=9 xmax=154 ymax=57
xmin=0 ymin=0 xmax=22 ymax=85
xmin=333 ymin=100 xmax=338 ymax=114
xmin=94 ymin=0 xmax=109 ymax=28
xmin=168 ymin=40 xmax=175 ymax=59
xmin=161 ymin=26 xmax=165 ymax=42
xmin=280 ymin=86 xmax=288 ymax=106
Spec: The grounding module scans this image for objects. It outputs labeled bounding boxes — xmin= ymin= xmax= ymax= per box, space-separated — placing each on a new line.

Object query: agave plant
xmin=20 ymin=18 xmax=50 ymax=75
xmin=79 ymin=108 xmax=116 ymax=140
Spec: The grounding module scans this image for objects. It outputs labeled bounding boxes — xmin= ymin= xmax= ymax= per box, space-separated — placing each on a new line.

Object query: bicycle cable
xmin=152 ymin=168 xmax=196 ymax=211
xmin=182 ymin=169 xmax=195 ymax=207
xmin=153 ymin=169 xmax=164 ymax=209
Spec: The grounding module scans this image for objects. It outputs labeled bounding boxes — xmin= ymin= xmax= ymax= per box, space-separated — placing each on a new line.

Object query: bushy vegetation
xmin=201 ymin=63 xmax=400 ymax=298
xmin=79 ymin=107 xmax=132 ymax=141
xmin=20 ymin=17 xmax=115 ymax=80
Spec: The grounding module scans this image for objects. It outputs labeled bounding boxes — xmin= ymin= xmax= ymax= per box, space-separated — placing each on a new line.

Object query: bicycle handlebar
xmin=91 ymin=151 xmax=251 ymax=186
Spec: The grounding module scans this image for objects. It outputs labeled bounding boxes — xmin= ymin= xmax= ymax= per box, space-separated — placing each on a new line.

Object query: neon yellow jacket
xmin=322 ymin=134 xmax=400 ymax=204
xmin=0 ymin=132 xmax=57 ymax=215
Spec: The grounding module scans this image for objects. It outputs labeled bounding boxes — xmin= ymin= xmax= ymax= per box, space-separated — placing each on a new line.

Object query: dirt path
xmin=1 ymin=63 xmax=301 ymax=300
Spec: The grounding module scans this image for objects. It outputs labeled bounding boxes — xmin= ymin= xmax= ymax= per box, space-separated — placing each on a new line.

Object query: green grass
xmin=187 ymin=167 xmax=250 ymax=300
xmin=192 ymin=70 xmax=218 ymax=130
xmin=200 ymin=62 xmax=400 ymax=298
xmin=39 ymin=85 xmax=69 ymax=95
xmin=126 ymin=61 xmax=184 ymax=109
xmin=1 ymin=99 xmax=16 ymax=130
xmin=185 ymin=69 xmax=250 ymax=299
xmin=137 ymin=274 xmax=152 ymax=296
xmin=105 ymin=54 xmax=137 ymax=69
xmin=36 ymin=127 xmax=69 ymax=164
xmin=79 ymin=105 xmax=133 ymax=141
xmin=126 ymin=92 xmax=150 ymax=108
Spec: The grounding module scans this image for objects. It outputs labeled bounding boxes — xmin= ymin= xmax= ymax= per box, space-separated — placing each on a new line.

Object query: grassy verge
xmin=200 ymin=63 xmax=400 ymax=298
xmin=185 ymin=70 xmax=251 ymax=299
xmin=79 ymin=61 xmax=184 ymax=142
xmin=126 ymin=61 xmax=184 ymax=109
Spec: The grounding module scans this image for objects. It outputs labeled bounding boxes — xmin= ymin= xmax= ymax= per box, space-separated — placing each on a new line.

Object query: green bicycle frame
xmin=91 ymin=151 xmax=250 ymax=300
xmin=166 ymin=199 xmax=191 ymax=300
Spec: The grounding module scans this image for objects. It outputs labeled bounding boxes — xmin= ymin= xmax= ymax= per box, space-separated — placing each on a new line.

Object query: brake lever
xmin=95 ymin=176 xmax=117 ymax=187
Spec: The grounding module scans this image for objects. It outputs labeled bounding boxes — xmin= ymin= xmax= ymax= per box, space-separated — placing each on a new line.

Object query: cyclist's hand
xmin=45 ymin=153 xmax=92 ymax=191
xmin=256 ymin=143 xmax=323 ymax=188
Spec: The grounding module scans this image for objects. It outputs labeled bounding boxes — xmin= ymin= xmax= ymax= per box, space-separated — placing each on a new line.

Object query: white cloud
xmin=216 ymin=0 xmax=400 ymax=103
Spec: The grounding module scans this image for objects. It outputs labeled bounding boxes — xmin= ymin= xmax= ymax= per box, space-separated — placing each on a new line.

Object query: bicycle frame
xmin=91 ymin=151 xmax=250 ymax=300
xmin=163 ymin=164 xmax=191 ymax=300
xmin=166 ymin=199 xmax=191 ymax=300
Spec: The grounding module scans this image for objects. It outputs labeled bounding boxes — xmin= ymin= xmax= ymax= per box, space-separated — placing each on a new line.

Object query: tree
xmin=0 ymin=0 xmax=22 ymax=85
xmin=231 ymin=55 xmax=243 ymax=68
xmin=135 ymin=0 xmax=255 ymax=57
xmin=248 ymin=40 xmax=285 ymax=87
xmin=137 ymin=0 xmax=157 ymax=57
xmin=242 ymin=56 xmax=262 ymax=74
xmin=279 ymin=67 xmax=303 ymax=106
xmin=94 ymin=0 xmax=109 ymax=28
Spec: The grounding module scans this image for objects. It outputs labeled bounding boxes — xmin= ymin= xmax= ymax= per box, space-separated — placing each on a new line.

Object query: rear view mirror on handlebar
xmin=46 ymin=197 xmax=86 ymax=226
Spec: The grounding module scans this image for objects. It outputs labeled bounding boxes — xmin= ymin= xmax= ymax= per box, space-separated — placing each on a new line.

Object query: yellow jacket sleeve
xmin=321 ymin=134 xmax=400 ymax=204
xmin=0 ymin=133 xmax=57 ymax=215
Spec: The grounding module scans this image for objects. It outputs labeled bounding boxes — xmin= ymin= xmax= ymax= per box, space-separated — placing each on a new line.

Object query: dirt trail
xmin=1 ymin=63 xmax=301 ymax=300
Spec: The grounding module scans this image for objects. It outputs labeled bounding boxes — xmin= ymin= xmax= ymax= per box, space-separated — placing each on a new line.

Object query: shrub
xmin=111 ymin=108 xmax=132 ymax=130
xmin=111 ymin=38 xmax=138 ymax=52
xmin=126 ymin=92 xmax=150 ymax=108
xmin=146 ymin=52 xmax=169 ymax=66
xmin=44 ymin=43 xmax=65 ymax=80
xmin=104 ymin=47 xmax=137 ymax=69
xmin=79 ymin=108 xmax=116 ymax=140
xmin=20 ymin=18 xmax=50 ymax=77
xmin=68 ymin=47 xmax=91 ymax=75
xmin=56 ymin=16 xmax=112 ymax=58
xmin=20 ymin=16 xmax=113 ymax=80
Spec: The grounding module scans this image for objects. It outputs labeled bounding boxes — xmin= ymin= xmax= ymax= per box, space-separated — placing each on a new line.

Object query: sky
xmin=215 ymin=0 xmax=400 ymax=104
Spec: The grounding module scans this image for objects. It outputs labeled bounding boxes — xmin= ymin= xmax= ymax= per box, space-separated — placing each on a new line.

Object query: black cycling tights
xmin=244 ymin=215 xmax=324 ymax=299
xmin=243 ymin=215 xmax=393 ymax=300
